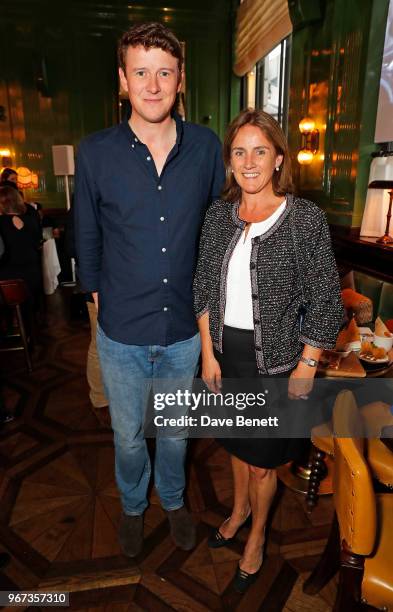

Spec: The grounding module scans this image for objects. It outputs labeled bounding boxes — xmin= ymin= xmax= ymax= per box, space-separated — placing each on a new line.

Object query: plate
xmin=359 ymin=353 xmax=389 ymax=365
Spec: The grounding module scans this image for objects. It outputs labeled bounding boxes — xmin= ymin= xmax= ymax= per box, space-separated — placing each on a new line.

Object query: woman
xmin=0 ymin=185 xmax=42 ymax=304
xmin=193 ymin=109 xmax=343 ymax=592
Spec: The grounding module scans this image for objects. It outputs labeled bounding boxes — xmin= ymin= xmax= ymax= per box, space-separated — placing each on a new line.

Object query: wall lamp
xmin=0 ymin=148 xmax=12 ymax=167
xmin=16 ymin=166 xmax=39 ymax=190
xmin=297 ymin=117 xmax=319 ymax=165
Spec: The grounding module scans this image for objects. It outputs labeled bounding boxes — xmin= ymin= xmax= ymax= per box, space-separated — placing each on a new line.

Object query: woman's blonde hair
xmin=222 ymin=108 xmax=293 ymax=202
xmin=0 ymin=186 xmax=26 ymax=215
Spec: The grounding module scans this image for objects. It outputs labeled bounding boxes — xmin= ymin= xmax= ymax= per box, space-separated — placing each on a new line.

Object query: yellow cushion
xmin=363 ymin=494 xmax=393 ymax=609
xmin=367 ymin=439 xmax=393 ymax=486
xmin=311 ymin=402 xmax=393 ymax=485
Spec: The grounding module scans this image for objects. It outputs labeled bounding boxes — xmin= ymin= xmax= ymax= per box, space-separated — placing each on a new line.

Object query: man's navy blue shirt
xmin=74 ymin=114 xmax=225 ymax=346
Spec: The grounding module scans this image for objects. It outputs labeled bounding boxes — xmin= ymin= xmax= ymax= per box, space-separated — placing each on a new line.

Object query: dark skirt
xmin=214 ymin=325 xmax=307 ymax=469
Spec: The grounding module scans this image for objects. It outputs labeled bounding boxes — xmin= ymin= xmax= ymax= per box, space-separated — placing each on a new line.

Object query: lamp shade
xmin=299 ymin=117 xmax=315 ymax=133
xmin=297 ymin=149 xmax=314 ymax=165
xmin=361 ymin=155 xmax=393 ymax=237
xmin=368 ymin=180 xmax=393 ymax=189
xmin=16 ymin=166 xmax=32 ymax=188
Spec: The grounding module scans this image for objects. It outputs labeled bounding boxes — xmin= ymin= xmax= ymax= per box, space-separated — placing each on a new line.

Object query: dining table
xmin=277 ymin=347 xmax=393 ymax=495
xmin=42 ymin=237 xmax=61 ymax=295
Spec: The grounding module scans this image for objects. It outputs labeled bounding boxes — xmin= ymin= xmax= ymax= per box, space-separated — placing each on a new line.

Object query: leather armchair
xmin=304 ymin=390 xmax=393 ymax=611
xmin=306 ymin=401 xmax=393 ymax=511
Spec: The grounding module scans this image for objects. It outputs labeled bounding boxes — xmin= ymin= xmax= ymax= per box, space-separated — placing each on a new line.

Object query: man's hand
xmin=92 ymin=292 xmax=99 ymax=311
xmin=202 ymin=354 xmax=222 ymax=394
xmin=288 ymin=361 xmax=316 ymax=400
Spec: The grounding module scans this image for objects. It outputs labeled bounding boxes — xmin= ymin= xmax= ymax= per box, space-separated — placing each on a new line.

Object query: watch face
xmin=302 ymin=357 xmax=317 ymax=367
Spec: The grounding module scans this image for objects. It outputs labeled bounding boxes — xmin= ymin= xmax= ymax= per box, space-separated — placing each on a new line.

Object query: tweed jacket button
xmin=252 ymin=294 xmax=258 ymax=300
xmin=250 ymin=262 xmax=256 ymax=269
xmin=254 ymin=319 xmax=260 ymax=324
xmin=255 ymin=346 xmax=262 ymax=351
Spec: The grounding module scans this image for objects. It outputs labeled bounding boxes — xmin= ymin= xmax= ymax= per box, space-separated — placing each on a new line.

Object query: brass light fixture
xmin=368 ymin=179 xmax=393 ymax=245
xmin=297 ymin=117 xmax=319 ymax=165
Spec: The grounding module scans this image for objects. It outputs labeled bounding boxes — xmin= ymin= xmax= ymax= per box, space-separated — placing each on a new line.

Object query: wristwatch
xmin=299 ymin=356 xmax=319 ymax=368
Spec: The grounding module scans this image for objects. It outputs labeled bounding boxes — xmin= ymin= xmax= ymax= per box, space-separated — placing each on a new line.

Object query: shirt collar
xmin=121 ymin=111 xmax=184 ymax=147
xmin=231 ymin=193 xmax=295 ymax=229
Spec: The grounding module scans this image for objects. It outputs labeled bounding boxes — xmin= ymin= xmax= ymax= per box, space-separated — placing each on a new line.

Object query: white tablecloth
xmin=42 ymin=238 xmax=61 ymax=295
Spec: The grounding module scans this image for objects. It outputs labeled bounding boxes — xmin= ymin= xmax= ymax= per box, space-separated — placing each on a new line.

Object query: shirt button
xmin=160 ymin=216 xmax=165 ymax=221
xmin=158 ymin=185 xmax=162 ymax=191
xmin=163 ymin=307 xmax=168 ymax=312
xmin=134 ymin=137 xmax=138 ymax=142
xmin=162 ymin=247 xmax=166 ymax=252
xmin=131 ymin=144 xmax=135 ymax=149
xmin=163 ymin=278 xmax=168 ymax=283
xmin=252 ymin=294 xmax=258 ymax=300
xmin=146 ymin=156 xmax=151 ymax=161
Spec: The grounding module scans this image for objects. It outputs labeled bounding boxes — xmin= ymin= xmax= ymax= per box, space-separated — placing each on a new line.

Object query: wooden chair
xmin=306 ymin=400 xmax=393 ymax=511
xmin=304 ymin=390 xmax=393 ymax=611
xmin=0 ymin=279 xmax=33 ymax=372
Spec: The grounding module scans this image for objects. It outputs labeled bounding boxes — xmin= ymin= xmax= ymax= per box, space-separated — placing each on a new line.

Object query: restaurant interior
xmin=0 ymin=0 xmax=393 ymax=610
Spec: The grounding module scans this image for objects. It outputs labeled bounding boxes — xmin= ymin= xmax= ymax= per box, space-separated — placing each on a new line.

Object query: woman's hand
xmin=288 ymin=361 xmax=316 ymax=400
xmin=202 ymin=353 xmax=222 ymax=394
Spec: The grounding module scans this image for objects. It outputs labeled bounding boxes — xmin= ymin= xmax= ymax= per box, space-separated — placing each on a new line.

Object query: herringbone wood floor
xmin=0 ymin=290 xmax=337 ymax=611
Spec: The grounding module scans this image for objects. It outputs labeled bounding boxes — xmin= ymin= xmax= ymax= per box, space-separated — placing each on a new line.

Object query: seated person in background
xmin=0 ymin=186 xmax=43 ymax=306
xmin=0 ymin=173 xmax=42 ymax=235
xmin=0 ymin=167 xmax=18 ymax=186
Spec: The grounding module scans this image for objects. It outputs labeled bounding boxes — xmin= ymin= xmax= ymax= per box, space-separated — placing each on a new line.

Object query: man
xmin=74 ymin=22 xmax=224 ymax=557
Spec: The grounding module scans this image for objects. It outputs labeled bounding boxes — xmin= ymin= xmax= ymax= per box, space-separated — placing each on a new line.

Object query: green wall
xmin=2 ymin=0 xmax=387 ymax=222
xmin=287 ymin=0 xmax=389 ymax=228
xmin=0 ymin=0 xmax=235 ymax=208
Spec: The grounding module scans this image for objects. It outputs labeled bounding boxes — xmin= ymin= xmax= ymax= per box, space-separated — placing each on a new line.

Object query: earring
xmin=275 ymin=166 xmax=280 ymax=172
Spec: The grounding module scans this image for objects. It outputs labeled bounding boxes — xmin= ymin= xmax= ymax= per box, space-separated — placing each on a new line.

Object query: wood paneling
xmin=288 ymin=0 xmax=389 ymax=229
xmin=0 ymin=0 xmax=235 ymax=208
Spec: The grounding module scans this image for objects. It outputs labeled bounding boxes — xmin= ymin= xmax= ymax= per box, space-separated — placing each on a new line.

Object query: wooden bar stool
xmin=0 ymin=279 xmax=33 ymax=372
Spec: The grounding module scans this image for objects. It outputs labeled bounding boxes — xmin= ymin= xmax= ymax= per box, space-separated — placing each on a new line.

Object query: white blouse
xmin=224 ymin=200 xmax=286 ymax=330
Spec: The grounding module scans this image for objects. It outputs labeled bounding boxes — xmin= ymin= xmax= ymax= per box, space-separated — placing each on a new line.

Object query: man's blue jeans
xmin=97 ymin=325 xmax=201 ymax=516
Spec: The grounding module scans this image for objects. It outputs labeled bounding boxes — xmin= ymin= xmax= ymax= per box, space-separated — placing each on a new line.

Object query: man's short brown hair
xmin=118 ymin=22 xmax=183 ymax=73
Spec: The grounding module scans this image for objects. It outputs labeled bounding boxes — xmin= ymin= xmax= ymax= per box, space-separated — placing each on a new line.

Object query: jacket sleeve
xmin=74 ymin=143 xmax=102 ymax=292
xmin=299 ymin=210 xmax=345 ymax=349
xmin=193 ymin=202 xmax=218 ymax=318
xmin=208 ymin=135 xmax=225 ymax=203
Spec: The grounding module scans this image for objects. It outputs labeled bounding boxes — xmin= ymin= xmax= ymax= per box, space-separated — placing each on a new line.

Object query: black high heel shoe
xmin=233 ymin=563 xmax=262 ymax=593
xmin=233 ymin=533 xmax=265 ymax=593
xmin=208 ymin=513 xmax=251 ymax=549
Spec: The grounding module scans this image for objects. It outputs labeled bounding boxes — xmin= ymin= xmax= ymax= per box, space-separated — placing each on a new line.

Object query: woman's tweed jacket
xmin=193 ymin=194 xmax=345 ymax=374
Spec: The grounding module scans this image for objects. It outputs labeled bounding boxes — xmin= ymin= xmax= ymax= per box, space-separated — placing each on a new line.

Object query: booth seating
xmin=304 ymin=390 xmax=393 ymax=612
xmin=0 ymin=279 xmax=33 ymax=372
xmin=341 ymin=270 xmax=393 ymax=326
